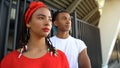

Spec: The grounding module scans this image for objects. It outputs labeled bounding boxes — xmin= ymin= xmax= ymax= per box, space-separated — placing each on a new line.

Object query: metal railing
xmin=0 ymin=0 xmax=33 ymax=61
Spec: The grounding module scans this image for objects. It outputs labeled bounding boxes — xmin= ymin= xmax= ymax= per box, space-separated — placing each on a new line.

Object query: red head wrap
xmin=25 ymin=1 xmax=47 ymax=24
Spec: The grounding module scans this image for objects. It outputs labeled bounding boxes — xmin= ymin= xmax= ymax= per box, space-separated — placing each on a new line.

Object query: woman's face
xmin=26 ymin=8 xmax=52 ymax=37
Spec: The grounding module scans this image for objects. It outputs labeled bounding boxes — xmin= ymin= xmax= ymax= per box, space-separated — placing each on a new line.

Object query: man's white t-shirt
xmin=50 ymin=35 xmax=87 ymax=68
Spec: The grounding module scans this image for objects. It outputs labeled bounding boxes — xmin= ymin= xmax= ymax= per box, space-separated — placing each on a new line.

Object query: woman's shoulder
xmin=1 ymin=50 xmax=18 ymax=62
xmin=5 ymin=50 xmax=18 ymax=57
xmin=56 ymin=49 xmax=66 ymax=58
xmin=57 ymin=49 xmax=64 ymax=55
xmin=56 ymin=49 xmax=69 ymax=68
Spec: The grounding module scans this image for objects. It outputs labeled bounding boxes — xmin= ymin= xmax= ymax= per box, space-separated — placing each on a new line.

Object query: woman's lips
xmin=42 ymin=28 xmax=50 ymax=32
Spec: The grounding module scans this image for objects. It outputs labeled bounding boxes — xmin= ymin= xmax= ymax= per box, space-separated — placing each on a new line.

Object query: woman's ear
xmin=26 ymin=23 xmax=31 ymax=28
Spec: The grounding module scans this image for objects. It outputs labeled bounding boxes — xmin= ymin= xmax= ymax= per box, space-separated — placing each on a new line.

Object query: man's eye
xmin=62 ymin=17 xmax=66 ymax=20
xmin=49 ymin=18 xmax=52 ymax=22
xmin=69 ymin=18 xmax=71 ymax=21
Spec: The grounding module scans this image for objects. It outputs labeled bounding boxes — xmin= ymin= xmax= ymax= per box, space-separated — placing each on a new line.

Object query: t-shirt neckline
xmin=55 ymin=35 xmax=71 ymax=40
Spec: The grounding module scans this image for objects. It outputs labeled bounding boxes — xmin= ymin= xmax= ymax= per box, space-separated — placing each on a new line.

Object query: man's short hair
xmin=52 ymin=10 xmax=68 ymax=22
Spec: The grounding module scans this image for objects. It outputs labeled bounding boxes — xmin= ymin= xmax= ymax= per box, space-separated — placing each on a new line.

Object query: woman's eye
xmin=38 ymin=17 xmax=44 ymax=20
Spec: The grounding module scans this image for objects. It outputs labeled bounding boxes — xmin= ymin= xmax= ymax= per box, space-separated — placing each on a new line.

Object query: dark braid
xmin=18 ymin=21 xmax=29 ymax=58
xmin=18 ymin=7 xmax=30 ymax=54
xmin=22 ymin=6 xmax=30 ymax=52
xmin=45 ymin=36 xmax=57 ymax=56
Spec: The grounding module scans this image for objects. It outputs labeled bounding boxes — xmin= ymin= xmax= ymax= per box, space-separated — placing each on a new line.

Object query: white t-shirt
xmin=50 ymin=35 xmax=87 ymax=68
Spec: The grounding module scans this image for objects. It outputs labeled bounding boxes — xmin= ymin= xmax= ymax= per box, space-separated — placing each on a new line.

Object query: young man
xmin=50 ymin=10 xmax=91 ymax=68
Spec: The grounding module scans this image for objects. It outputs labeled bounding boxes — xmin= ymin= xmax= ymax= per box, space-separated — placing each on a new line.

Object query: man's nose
xmin=66 ymin=19 xmax=71 ymax=24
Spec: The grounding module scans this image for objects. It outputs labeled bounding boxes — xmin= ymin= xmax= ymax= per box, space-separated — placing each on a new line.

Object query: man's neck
xmin=56 ymin=32 xmax=69 ymax=39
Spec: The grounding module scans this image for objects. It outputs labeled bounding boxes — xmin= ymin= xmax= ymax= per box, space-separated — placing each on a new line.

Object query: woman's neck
xmin=23 ymin=37 xmax=48 ymax=58
xmin=27 ymin=37 xmax=47 ymax=51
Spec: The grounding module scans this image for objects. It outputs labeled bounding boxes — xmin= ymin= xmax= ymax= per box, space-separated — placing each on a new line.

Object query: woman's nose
xmin=44 ymin=18 xmax=51 ymax=25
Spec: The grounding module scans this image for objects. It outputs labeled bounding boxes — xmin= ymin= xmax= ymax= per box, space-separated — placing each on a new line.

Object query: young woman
xmin=0 ymin=1 xmax=69 ymax=68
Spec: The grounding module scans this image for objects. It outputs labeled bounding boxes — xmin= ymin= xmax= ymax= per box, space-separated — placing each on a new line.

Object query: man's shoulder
xmin=70 ymin=36 xmax=87 ymax=47
xmin=50 ymin=35 xmax=56 ymax=39
xmin=70 ymin=36 xmax=84 ymax=42
xmin=50 ymin=36 xmax=56 ymax=41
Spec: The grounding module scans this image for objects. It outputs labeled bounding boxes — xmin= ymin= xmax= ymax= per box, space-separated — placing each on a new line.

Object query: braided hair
xmin=18 ymin=1 xmax=57 ymax=58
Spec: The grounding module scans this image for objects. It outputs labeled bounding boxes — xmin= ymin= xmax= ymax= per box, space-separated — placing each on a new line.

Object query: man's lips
xmin=42 ymin=28 xmax=50 ymax=32
xmin=65 ymin=24 xmax=70 ymax=27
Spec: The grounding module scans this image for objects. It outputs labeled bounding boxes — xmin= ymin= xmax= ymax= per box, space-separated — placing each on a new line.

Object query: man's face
xmin=54 ymin=12 xmax=71 ymax=32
